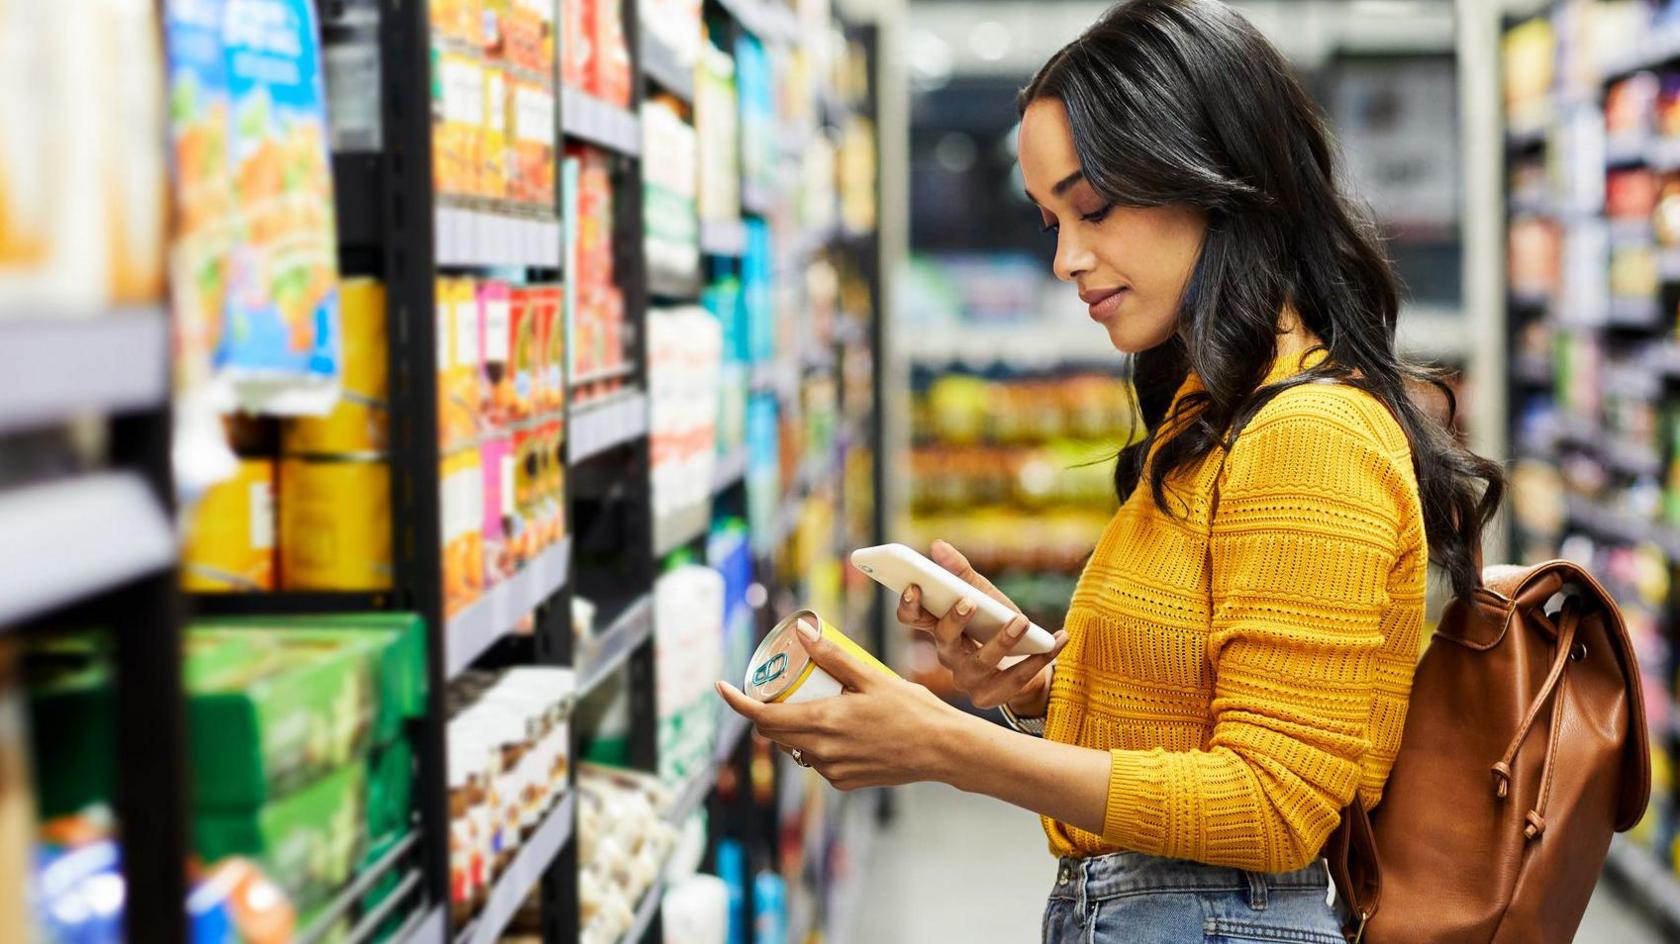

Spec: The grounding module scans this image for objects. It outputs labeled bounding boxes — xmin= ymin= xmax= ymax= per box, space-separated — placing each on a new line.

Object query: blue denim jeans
xmin=1043 ymin=851 xmax=1346 ymax=943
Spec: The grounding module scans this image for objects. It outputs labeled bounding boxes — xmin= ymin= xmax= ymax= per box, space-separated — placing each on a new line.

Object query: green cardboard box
xmin=194 ymin=760 xmax=368 ymax=914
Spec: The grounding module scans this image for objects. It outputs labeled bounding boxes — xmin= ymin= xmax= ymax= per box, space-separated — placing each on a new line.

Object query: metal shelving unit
xmin=7 ymin=1 xmax=885 ymax=941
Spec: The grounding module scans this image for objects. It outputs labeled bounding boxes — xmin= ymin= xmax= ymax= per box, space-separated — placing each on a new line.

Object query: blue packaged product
xmin=715 ymin=839 xmax=747 ymax=944
xmin=35 ymin=840 xmax=125 ymax=944
xmin=751 ymin=869 xmax=786 ymax=944
xmin=214 ymin=0 xmax=343 ymax=415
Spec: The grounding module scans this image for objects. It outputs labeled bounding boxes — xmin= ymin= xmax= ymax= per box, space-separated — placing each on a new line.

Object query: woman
xmin=718 ymin=0 xmax=1503 ymax=940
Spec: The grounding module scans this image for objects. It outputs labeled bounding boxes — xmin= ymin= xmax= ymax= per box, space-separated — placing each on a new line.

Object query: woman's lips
xmin=1083 ymin=287 xmax=1127 ymax=322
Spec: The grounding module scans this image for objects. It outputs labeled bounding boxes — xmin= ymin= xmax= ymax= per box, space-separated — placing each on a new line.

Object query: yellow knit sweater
xmin=1044 ymin=353 xmax=1426 ymax=872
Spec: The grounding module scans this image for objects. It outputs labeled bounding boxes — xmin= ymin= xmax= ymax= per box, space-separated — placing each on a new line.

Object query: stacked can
xmin=278 ymin=277 xmax=393 ymax=591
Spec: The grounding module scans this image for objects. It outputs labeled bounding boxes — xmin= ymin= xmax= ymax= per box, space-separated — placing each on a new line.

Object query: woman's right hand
xmin=895 ymin=540 xmax=1068 ymax=714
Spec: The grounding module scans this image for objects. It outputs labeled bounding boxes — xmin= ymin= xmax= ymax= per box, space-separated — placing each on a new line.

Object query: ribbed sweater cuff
xmin=1103 ymin=748 xmax=1185 ymax=858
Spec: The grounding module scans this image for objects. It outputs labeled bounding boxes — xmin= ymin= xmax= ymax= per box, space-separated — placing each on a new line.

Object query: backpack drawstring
xmin=1488 ymin=597 xmax=1581 ymax=841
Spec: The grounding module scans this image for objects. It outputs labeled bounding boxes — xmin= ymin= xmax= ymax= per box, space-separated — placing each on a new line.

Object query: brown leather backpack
xmin=1327 ymin=559 xmax=1652 ymax=943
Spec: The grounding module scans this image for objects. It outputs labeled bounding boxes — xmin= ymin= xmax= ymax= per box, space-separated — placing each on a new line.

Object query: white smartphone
xmin=850 ymin=543 xmax=1057 ymax=656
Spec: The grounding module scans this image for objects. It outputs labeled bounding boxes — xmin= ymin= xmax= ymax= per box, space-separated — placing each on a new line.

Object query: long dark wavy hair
xmin=1018 ymin=0 xmax=1503 ymax=595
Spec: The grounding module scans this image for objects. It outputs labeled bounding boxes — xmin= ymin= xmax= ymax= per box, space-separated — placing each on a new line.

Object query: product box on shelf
xmin=182 ymin=628 xmax=374 ymax=809
xmin=510 ymin=77 xmax=557 ymax=207
xmin=653 ymin=565 xmax=724 ymax=787
xmin=5 ymin=1 xmax=167 ymax=314
xmin=695 ymin=41 xmax=739 ymax=224
xmin=478 ymin=279 xmax=512 ymax=431
xmin=592 ymin=0 xmax=632 ymax=107
xmin=482 ymin=62 xmax=510 ymax=200
xmin=509 ymin=286 xmax=540 ymax=421
xmin=194 ymin=760 xmax=368 ymax=916
xmin=431 ymin=0 xmax=486 ymax=47
xmin=434 ymin=47 xmax=486 ymax=199
xmin=443 ymin=447 xmax=486 ymax=618
xmin=560 ymin=0 xmax=594 ymax=91
xmin=534 ymin=284 xmax=566 ymax=413
xmin=447 ymin=666 xmax=576 ymax=928
xmin=481 ymin=435 xmax=516 ymax=585
xmin=216 ymin=0 xmax=343 ymax=416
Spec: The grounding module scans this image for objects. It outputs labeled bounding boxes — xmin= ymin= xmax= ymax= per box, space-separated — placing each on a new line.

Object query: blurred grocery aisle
xmin=8 ymin=0 xmax=1680 ymax=942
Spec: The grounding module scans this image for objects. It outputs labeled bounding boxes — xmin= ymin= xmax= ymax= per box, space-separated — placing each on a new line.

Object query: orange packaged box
xmin=508 ymin=286 xmax=538 ymax=422
xmin=533 ymin=284 xmax=564 ymax=414
xmin=432 ymin=48 xmax=484 ymax=198
xmin=441 ymin=447 xmax=485 ymax=618
xmin=482 ymin=62 xmax=509 ymax=201
xmin=509 ymin=78 xmax=556 ymax=208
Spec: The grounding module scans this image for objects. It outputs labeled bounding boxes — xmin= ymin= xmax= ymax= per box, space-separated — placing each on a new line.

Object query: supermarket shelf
xmin=1604 ymin=834 xmax=1680 ymax=938
xmin=1564 ymin=494 xmax=1680 ymax=559
xmin=561 ymin=87 xmax=642 ymax=156
xmin=1607 ymin=133 xmax=1649 ymax=168
xmin=654 ymin=501 xmax=711 ymax=558
xmin=571 ymin=363 xmax=638 ymax=387
xmin=455 ymin=790 xmax=578 ymax=944
xmin=296 ymin=832 xmax=421 ymax=944
xmin=445 ymin=538 xmax=573 ymax=679
xmin=907 ymin=321 xmax=1122 ymax=370
xmin=434 ymin=203 xmax=563 ymax=269
xmin=1608 ymin=296 xmax=1663 ymax=329
xmin=0 ymin=308 xmax=168 ymax=435
xmin=717 ymin=0 xmax=797 ymax=44
xmin=700 ymin=218 xmax=748 ymax=257
xmin=1509 ymin=289 xmax=1552 ymax=311
xmin=712 ymin=447 xmax=748 ymax=494
xmin=346 ymin=870 xmax=424 ymax=944
xmin=0 ymin=472 xmax=174 ymax=630
xmin=395 ymin=905 xmax=447 ymax=944
xmin=622 ymin=879 xmax=665 ymax=944
xmin=648 ymin=264 xmax=703 ymax=299
xmin=1609 ymin=218 xmax=1655 ymax=247
xmin=639 ymin=32 xmax=695 ymax=104
xmin=580 ymin=595 xmax=655 ymax=695
xmin=1650 ymin=340 xmax=1680 ymax=375
xmin=569 ymin=390 xmax=650 ymax=463
xmin=742 ymin=180 xmax=774 ymax=217
xmin=1602 ymin=23 xmax=1680 ymax=81
xmin=665 ymin=710 xmax=751 ymax=826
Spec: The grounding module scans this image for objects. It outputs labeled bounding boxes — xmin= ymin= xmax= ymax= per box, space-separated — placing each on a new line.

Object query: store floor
xmin=856 ymin=780 xmax=1665 ymax=944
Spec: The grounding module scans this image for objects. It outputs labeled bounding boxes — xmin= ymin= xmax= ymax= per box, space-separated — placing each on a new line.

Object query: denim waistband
xmin=1046 ymin=851 xmax=1330 ymax=905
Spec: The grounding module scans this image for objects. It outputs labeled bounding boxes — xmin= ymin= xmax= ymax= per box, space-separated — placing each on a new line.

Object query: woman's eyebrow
xmin=1024 ymin=170 xmax=1087 ymax=206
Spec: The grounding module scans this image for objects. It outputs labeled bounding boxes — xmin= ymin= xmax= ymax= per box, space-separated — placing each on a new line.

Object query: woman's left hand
xmin=716 ymin=620 xmax=965 ymax=791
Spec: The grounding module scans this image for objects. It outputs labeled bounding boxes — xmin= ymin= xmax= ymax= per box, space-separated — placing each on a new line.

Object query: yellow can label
xmin=181 ymin=459 xmax=275 ymax=592
xmin=278 ymin=457 xmax=392 ymax=591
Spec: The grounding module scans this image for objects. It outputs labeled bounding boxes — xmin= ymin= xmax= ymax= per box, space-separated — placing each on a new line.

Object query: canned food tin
xmin=278 ymin=454 xmax=392 ymax=590
xmin=744 ymin=609 xmax=896 ymax=703
xmin=283 ymin=278 xmax=388 ymax=454
xmin=181 ymin=458 xmax=275 ymax=592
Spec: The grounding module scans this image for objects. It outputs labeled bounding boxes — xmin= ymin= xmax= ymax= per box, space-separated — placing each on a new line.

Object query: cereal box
xmin=433 ymin=48 xmax=485 ymax=198
xmin=510 ymin=78 xmax=555 ymax=208
xmin=509 ymin=286 xmax=538 ymax=422
xmin=217 ymin=0 xmax=343 ymax=416
xmin=482 ymin=62 xmax=508 ymax=200
xmin=477 ymin=280 xmax=511 ymax=431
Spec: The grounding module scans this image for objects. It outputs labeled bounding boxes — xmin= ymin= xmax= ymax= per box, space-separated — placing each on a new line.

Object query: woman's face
xmin=1018 ymin=97 xmax=1207 ymax=354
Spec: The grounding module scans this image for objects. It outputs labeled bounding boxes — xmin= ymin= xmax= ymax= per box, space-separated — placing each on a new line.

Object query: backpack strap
xmin=1326 ymin=800 xmax=1380 ymax=943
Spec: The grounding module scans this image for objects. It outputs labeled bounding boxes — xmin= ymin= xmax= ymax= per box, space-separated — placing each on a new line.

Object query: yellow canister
xmin=278 ymin=454 xmax=392 ymax=591
xmin=744 ymin=609 xmax=896 ymax=703
xmin=282 ymin=278 xmax=389 ymax=454
xmin=181 ymin=458 xmax=275 ymax=592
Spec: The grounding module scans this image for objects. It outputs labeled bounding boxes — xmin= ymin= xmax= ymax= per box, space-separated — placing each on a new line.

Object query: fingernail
xmin=1008 ymin=621 xmax=1025 ymax=639
xmin=796 ymin=617 xmax=821 ymax=641
xmin=956 ymin=599 xmax=975 ymax=616
xmin=902 ymin=587 xmax=914 ymax=603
